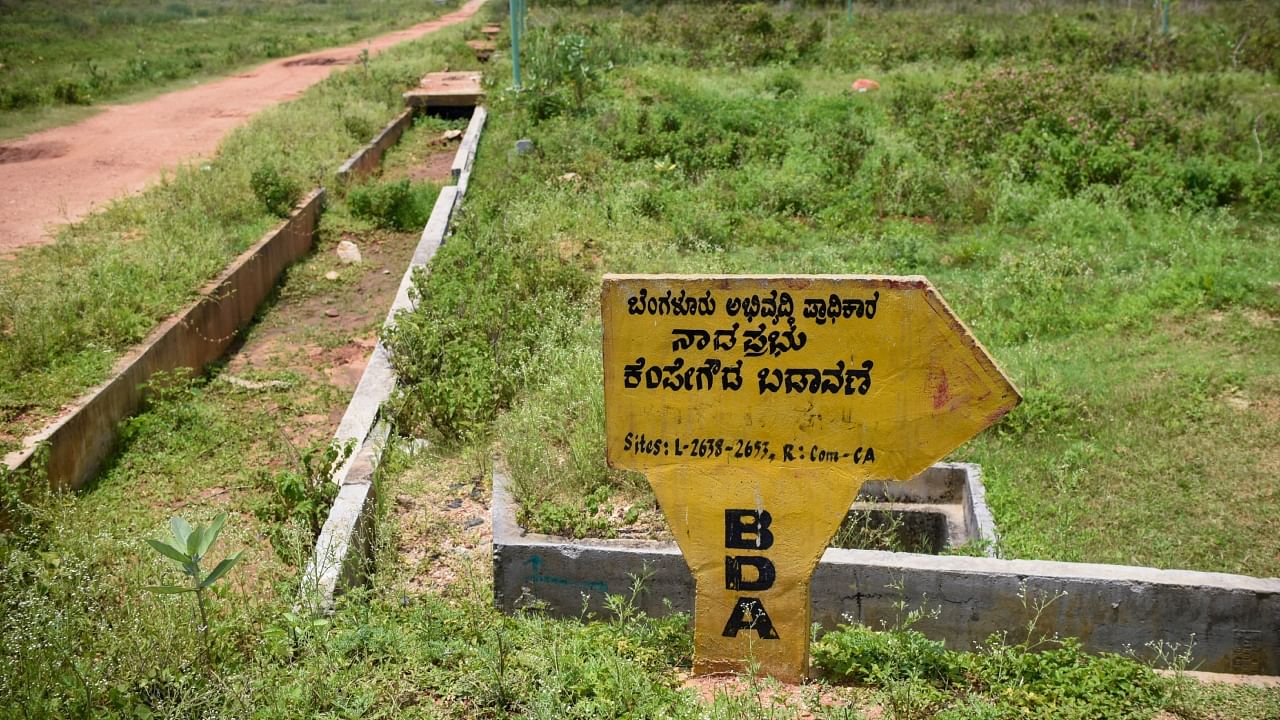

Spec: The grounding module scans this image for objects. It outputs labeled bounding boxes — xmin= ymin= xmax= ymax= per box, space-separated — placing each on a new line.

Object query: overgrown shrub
xmin=252 ymin=441 xmax=350 ymax=556
xmin=249 ymin=163 xmax=301 ymax=217
xmin=521 ymin=28 xmax=613 ymax=119
xmin=383 ymin=216 xmax=593 ymax=442
xmin=346 ymin=178 xmax=438 ymax=231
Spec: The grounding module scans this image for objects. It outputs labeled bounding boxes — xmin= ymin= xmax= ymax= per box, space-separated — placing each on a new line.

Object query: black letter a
xmin=721 ymin=597 xmax=779 ymax=639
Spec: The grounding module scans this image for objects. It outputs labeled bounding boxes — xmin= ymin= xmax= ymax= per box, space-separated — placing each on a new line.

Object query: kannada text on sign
xmin=604 ymin=275 xmax=1017 ymax=482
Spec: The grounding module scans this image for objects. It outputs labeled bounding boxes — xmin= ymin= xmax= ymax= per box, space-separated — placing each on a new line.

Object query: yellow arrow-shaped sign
xmin=602 ymin=275 xmax=1020 ymax=682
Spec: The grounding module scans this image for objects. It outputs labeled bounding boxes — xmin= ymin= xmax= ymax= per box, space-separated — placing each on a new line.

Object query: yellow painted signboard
xmin=602 ymin=274 xmax=1020 ymax=683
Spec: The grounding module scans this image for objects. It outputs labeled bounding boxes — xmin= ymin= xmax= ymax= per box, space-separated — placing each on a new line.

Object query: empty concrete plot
xmin=491 ymin=467 xmax=1280 ymax=676
xmin=3 ymin=190 xmax=325 ymax=492
xmin=838 ymin=463 xmax=997 ymax=555
xmin=403 ymin=71 xmax=485 ymax=110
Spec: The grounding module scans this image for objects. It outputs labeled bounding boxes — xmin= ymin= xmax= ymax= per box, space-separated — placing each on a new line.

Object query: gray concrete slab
xmin=302 ymin=422 xmax=388 ymax=611
xmin=491 ymin=468 xmax=1280 ymax=675
xmin=452 ymin=106 xmax=488 ymax=185
xmin=403 ymin=71 xmax=484 ymax=109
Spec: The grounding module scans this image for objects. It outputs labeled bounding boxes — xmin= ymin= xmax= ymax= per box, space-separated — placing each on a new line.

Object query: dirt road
xmin=0 ymin=0 xmax=487 ymax=255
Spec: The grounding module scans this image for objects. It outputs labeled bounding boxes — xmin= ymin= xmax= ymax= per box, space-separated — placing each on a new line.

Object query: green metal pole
xmin=1161 ymin=0 xmax=1171 ymax=35
xmin=510 ymin=0 xmax=522 ymax=90
xmin=846 ymin=0 xmax=852 ymax=24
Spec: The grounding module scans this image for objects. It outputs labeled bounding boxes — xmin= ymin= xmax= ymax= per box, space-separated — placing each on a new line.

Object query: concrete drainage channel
xmin=2 ymin=189 xmax=325 ymax=492
xmin=0 ymin=61 xmax=488 ymax=603
xmin=301 ymin=103 xmax=487 ymax=608
xmin=1 ymin=87 xmax=477 ymax=495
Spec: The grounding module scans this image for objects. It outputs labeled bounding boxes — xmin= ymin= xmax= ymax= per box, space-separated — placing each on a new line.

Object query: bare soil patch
xmin=0 ymin=141 xmax=69 ymax=164
xmin=407 ymin=149 xmax=459 ymax=183
xmin=223 ymin=229 xmax=418 ymax=447
xmin=282 ymin=57 xmax=347 ymax=67
xmin=682 ymin=673 xmax=876 ymax=719
xmin=384 ymin=129 xmax=465 ymax=184
xmin=394 ymin=456 xmax=493 ymax=596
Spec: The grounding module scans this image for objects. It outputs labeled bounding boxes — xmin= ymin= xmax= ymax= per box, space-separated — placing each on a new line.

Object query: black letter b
xmin=725 ymin=509 xmax=773 ymax=550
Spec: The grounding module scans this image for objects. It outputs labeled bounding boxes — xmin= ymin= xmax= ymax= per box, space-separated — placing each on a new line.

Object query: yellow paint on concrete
xmin=602 ymin=275 xmax=1020 ymax=682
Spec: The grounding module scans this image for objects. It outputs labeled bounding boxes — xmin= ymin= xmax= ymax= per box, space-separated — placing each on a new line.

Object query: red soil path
xmin=0 ymin=0 xmax=487 ymax=255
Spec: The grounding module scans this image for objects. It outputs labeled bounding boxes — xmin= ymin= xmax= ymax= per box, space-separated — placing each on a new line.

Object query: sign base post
xmin=649 ymin=465 xmax=865 ymax=683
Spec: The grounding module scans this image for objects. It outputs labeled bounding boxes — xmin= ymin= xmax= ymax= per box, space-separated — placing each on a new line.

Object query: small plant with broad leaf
xmin=144 ymin=513 xmax=242 ymax=669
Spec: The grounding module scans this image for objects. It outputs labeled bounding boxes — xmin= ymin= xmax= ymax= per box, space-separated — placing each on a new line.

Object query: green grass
xmin=0 ymin=0 xmax=465 ymax=138
xmin=8 ymin=419 xmax=1277 ymax=717
xmin=383 ymin=1 xmax=1280 ymax=576
xmin=2 ymin=1 xmax=1279 ymax=716
xmin=0 ymin=17 xmax=481 ymax=457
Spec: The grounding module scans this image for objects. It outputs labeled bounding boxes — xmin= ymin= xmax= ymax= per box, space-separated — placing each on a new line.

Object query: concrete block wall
xmin=492 ymin=468 xmax=1280 ymax=675
xmin=336 ymin=108 xmax=418 ymax=184
xmin=3 ymin=189 xmax=325 ymax=492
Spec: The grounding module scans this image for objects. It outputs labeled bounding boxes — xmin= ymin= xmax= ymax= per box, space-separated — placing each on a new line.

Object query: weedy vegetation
xmin=386 ymin=0 xmax=1280 ymax=578
xmin=2 ymin=1 xmax=1279 ymax=718
xmin=144 ymin=513 xmax=243 ymax=671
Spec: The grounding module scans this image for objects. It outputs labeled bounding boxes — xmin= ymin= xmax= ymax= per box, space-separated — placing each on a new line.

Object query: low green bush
xmin=814 ymin=624 xmax=1168 ymax=719
xmin=382 ymin=211 xmax=593 ymax=442
xmin=249 ymin=163 xmax=301 ymax=217
xmin=346 ymin=178 xmax=439 ymax=231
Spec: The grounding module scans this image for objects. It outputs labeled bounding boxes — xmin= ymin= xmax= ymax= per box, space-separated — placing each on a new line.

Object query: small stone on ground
xmin=336 ymin=240 xmax=362 ymax=264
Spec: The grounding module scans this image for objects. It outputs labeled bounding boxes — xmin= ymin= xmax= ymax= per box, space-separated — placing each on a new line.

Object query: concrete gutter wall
xmin=451 ymin=106 xmax=487 ymax=187
xmin=492 ymin=468 xmax=1280 ymax=676
xmin=301 ymin=421 xmax=389 ymax=610
xmin=302 ymin=105 xmax=487 ymax=610
xmin=324 ymin=186 xmax=458 ymax=489
xmin=336 ymin=108 xmax=418 ymax=184
xmin=3 ymin=189 xmax=326 ymax=492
